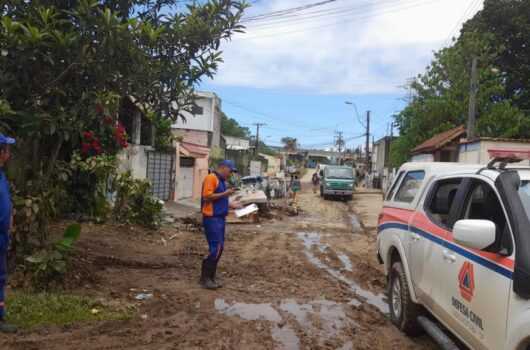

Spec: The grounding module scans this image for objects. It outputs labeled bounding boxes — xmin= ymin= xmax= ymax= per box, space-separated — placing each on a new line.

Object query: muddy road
xmin=2 ymin=187 xmax=436 ymax=350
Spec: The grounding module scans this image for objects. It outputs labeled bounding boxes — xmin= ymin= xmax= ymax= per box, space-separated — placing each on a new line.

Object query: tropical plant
xmin=25 ymin=224 xmax=82 ymax=290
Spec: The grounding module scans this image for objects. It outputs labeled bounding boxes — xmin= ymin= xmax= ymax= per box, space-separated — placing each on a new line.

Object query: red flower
xmin=83 ymin=131 xmax=94 ymax=140
xmin=81 ymin=142 xmax=91 ymax=155
xmin=95 ymin=104 xmax=104 ymax=114
xmin=103 ymin=116 xmax=113 ymax=125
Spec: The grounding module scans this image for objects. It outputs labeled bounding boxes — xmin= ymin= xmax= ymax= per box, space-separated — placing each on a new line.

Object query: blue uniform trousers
xmin=0 ymin=249 xmax=6 ymax=320
xmin=203 ymin=216 xmax=225 ymax=263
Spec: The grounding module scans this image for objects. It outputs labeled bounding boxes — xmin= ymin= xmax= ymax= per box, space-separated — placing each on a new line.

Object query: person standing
xmin=311 ymin=172 xmax=320 ymax=194
xmin=200 ymin=160 xmax=239 ymax=290
xmin=0 ymin=134 xmax=16 ymax=333
xmin=290 ymin=175 xmax=301 ymax=202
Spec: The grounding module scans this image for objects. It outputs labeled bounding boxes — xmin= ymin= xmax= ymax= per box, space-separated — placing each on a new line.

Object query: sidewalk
xmin=164 ymin=198 xmax=200 ymax=219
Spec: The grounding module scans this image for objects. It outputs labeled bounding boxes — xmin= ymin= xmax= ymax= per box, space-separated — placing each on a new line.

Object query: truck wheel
xmin=320 ymin=186 xmax=323 ymax=197
xmin=389 ymin=262 xmax=423 ymax=336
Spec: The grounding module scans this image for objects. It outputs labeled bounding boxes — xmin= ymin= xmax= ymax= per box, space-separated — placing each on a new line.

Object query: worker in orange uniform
xmin=200 ymin=160 xmax=239 ymax=289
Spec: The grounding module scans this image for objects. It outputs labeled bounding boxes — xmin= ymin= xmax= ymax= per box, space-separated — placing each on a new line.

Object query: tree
xmin=0 ymin=0 xmax=247 ymax=249
xmin=221 ymin=112 xmax=251 ymax=138
xmin=390 ymin=0 xmax=530 ymax=167
xmin=281 ymin=137 xmax=298 ymax=152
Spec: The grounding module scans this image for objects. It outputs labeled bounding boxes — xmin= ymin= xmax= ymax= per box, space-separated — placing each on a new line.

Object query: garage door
xmin=146 ymin=151 xmax=175 ymax=201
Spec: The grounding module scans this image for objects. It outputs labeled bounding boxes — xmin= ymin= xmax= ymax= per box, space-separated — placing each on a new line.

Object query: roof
xmin=223 ymin=135 xmax=250 ymax=151
xmin=411 ymin=125 xmax=466 ymax=155
xmin=460 ymin=137 xmax=530 ymax=145
xmin=180 ymin=142 xmax=209 ymax=157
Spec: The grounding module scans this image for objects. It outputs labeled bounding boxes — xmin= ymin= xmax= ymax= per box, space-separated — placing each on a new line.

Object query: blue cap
xmin=219 ymin=160 xmax=237 ymax=172
xmin=0 ymin=134 xmax=15 ymax=145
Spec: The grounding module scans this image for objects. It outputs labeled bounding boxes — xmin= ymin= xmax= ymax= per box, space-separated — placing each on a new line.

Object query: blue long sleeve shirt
xmin=0 ymin=170 xmax=12 ymax=251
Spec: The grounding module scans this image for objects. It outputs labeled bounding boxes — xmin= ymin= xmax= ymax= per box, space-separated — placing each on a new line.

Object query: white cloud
xmin=210 ymin=0 xmax=483 ymax=94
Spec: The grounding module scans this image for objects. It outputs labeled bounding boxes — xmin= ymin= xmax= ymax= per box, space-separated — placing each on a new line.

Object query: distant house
xmin=409 ymin=125 xmax=530 ymax=166
xmin=459 ymin=137 xmax=530 ymax=166
xmin=172 ymin=91 xmax=223 ymax=200
xmin=259 ymin=153 xmax=282 ymax=176
xmin=410 ymin=125 xmax=466 ymax=162
xmin=223 ymin=135 xmax=252 ymax=176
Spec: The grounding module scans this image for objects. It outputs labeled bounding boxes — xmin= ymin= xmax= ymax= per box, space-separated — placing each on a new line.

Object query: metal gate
xmin=146 ymin=151 xmax=175 ymax=201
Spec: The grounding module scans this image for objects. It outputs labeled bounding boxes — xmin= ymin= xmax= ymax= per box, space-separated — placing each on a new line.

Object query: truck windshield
xmin=326 ymin=168 xmax=353 ymax=179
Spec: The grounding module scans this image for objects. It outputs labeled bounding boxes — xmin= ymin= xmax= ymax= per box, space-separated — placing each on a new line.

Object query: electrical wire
xmin=244 ymin=0 xmax=421 ymax=29
xmin=237 ymin=0 xmax=442 ymax=41
xmin=441 ymin=0 xmax=481 ymax=48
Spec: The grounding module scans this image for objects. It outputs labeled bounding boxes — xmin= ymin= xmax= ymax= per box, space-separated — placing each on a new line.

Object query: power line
xmin=237 ymin=0 xmax=442 ymax=40
xmin=245 ymin=0 xmax=422 ymax=30
xmin=242 ymin=0 xmax=339 ymax=23
xmin=441 ymin=0 xmax=481 ymax=48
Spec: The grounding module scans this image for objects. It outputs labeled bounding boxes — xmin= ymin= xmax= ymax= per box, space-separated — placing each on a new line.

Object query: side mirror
xmin=453 ymin=219 xmax=496 ymax=250
xmin=319 ymin=170 xmax=324 ymax=177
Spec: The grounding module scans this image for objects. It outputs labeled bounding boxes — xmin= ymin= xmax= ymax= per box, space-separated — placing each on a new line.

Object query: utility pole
xmin=335 ymin=131 xmax=344 ymax=165
xmin=467 ymin=56 xmax=479 ymax=140
xmin=365 ymin=111 xmax=371 ymax=173
xmin=253 ymin=122 xmax=266 ymax=156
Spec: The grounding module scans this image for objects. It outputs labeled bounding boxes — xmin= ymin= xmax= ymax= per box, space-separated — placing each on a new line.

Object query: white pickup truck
xmin=377 ymin=160 xmax=530 ymax=350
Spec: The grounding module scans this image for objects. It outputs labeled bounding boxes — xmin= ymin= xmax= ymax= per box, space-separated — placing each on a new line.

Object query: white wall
xmin=459 ymin=140 xmax=530 ymax=165
xmin=410 ymin=153 xmax=434 ymax=162
xmin=117 ymin=144 xmax=154 ymax=180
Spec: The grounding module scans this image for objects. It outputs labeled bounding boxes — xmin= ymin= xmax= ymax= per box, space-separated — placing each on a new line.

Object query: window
xmin=191 ymin=105 xmax=203 ymax=115
xmin=386 ymin=171 xmax=405 ymax=201
xmin=426 ymin=178 xmax=462 ymax=229
xmin=461 ymin=181 xmax=511 ymax=254
xmin=394 ymin=171 xmax=425 ymax=203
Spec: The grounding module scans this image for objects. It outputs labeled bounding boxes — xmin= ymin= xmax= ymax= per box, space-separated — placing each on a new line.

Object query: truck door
xmin=438 ymin=178 xmax=512 ymax=349
xmin=409 ymin=177 xmax=463 ymax=312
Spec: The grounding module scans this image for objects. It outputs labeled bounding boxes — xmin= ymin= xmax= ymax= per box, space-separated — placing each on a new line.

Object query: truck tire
xmin=389 ymin=262 xmax=423 ymax=336
xmin=320 ymin=186 xmax=323 ymax=197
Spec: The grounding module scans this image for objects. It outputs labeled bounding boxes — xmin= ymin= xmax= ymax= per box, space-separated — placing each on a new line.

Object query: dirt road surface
xmin=2 ymin=186 xmax=437 ymax=350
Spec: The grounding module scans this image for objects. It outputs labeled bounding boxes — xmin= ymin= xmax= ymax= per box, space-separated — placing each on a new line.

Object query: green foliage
xmin=390 ymin=0 xmax=530 ymax=167
xmin=6 ymin=292 xmax=131 ymax=329
xmin=221 ymin=112 xmax=251 ymax=138
xmin=0 ymin=0 xmax=247 ymax=257
xmin=25 ymin=224 xmax=81 ymax=290
xmin=69 ymin=153 xmax=117 ymax=219
xmin=112 ymin=171 xmax=163 ymax=229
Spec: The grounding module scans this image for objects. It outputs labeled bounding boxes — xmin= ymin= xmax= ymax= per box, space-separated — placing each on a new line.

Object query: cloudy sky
xmin=202 ymin=0 xmax=484 ymax=149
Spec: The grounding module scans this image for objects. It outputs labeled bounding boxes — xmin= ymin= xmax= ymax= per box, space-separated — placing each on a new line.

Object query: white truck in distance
xmin=377 ymin=161 xmax=530 ymax=350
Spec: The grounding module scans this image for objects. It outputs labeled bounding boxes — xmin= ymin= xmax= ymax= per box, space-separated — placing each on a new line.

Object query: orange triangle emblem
xmin=458 ymin=262 xmax=475 ymax=302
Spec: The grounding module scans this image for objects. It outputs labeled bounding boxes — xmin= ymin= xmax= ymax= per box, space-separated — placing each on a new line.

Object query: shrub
xmin=25 ymin=224 xmax=81 ymax=290
xmin=112 ymin=171 xmax=163 ymax=229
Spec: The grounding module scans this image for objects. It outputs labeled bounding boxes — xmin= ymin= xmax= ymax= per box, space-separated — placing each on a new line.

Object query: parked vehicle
xmin=377 ymin=159 xmax=530 ymax=350
xmin=319 ymin=165 xmax=355 ymax=200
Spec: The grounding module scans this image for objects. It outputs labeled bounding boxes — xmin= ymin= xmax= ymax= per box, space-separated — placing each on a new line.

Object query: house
xmin=459 ymin=137 xmax=530 ymax=166
xmin=172 ymin=91 xmax=223 ymax=201
xmin=410 ymin=125 xmax=466 ymax=162
xmin=223 ymin=135 xmax=252 ymax=176
xmin=259 ymin=153 xmax=282 ymax=176
xmin=409 ymin=125 xmax=530 ymax=166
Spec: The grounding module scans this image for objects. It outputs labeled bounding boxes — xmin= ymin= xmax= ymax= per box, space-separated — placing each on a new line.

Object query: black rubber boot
xmin=199 ymin=260 xmax=218 ymax=290
xmin=212 ymin=261 xmax=223 ymax=288
xmin=0 ymin=319 xmax=17 ymax=334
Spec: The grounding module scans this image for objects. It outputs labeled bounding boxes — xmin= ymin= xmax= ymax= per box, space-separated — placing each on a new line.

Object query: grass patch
xmin=6 ymin=292 xmax=132 ymax=329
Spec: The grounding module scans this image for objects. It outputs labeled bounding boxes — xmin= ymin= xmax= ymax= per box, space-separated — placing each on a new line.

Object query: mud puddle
xmin=297 ymin=232 xmax=389 ymax=314
xmin=215 ymin=298 xmax=357 ymax=349
xmin=350 ymin=214 xmax=362 ymax=233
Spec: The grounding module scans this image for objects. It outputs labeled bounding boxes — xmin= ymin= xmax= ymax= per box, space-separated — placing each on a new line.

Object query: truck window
xmin=385 ymin=171 xmax=405 ymax=201
xmin=460 ymin=180 xmax=512 ymax=254
xmin=394 ymin=171 xmax=425 ymax=203
xmin=425 ymin=178 xmax=462 ymax=229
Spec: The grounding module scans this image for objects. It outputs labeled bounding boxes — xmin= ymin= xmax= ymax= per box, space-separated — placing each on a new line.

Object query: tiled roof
xmin=411 ymin=125 xmax=466 ymax=155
